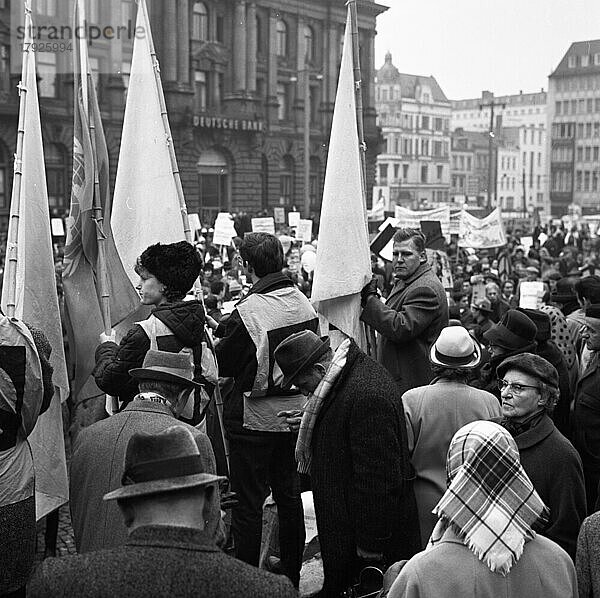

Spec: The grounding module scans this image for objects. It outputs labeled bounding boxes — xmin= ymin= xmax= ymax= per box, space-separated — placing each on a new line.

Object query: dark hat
xmin=551 ymin=278 xmax=577 ymax=303
xmin=274 ymin=330 xmax=331 ymax=389
xmin=129 ymin=350 xmax=203 ymax=389
xmin=471 ymin=298 xmax=492 ymax=314
xmin=496 ymin=352 xmax=559 ymax=391
xmin=429 ymin=326 xmax=481 ymax=369
xmin=483 ymin=309 xmax=537 ymax=350
xmin=586 ymin=304 xmax=600 ymax=320
xmin=137 ymin=241 xmax=202 ymax=297
xmin=517 ymin=308 xmax=551 ymax=342
xmin=103 ymin=426 xmax=225 ymax=501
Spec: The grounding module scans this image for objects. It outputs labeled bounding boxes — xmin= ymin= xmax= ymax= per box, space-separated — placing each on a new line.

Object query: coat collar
xmin=511 ymin=413 xmax=555 ymax=450
xmin=123 ymin=400 xmax=173 ymax=417
xmin=126 ymin=525 xmax=220 ymax=552
xmin=386 ymin=262 xmax=432 ymax=303
xmin=577 ymin=351 xmax=600 ymax=387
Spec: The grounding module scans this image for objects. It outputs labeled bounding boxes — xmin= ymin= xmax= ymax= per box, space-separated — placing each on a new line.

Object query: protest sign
xmin=458 ymin=208 xmax=506 ymax=249
xmin=471 ymin=282 xmax=487 ymax=306
xmin=212 ymin=212 xmax=237 ymax=246
xmin=188 ymin=213 xmax=201 ymax=232
xmin=426 ymin=249 xmax=453 ymax=290
xmin=251 ymin=217 xmax=275 ymax=234
xmin=288 ymin=211 xmax=301 ymax=228
xmin=519 ymin=281 xmax=545 ymax=309
xmin=51 ymin=218 xmax=65 ymax=237
xmin=274 ymin=207 xmax=285 ymax=224
xmin=297 ymin=219 xmax=313 ymax=242
xmin=395 ymin=205 xmax=451 ymax=239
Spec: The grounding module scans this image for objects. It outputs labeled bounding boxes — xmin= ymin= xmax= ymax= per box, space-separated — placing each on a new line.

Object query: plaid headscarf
xmin=428 ymin=420 xmax=549 ymax=576
xmin=295 ymin=338 xmax=350 ymax=474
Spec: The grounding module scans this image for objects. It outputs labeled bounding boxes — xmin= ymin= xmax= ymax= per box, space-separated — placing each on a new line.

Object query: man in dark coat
xmin=31 ymin=426 xmax=295 ymax=598
xmin=274 ymin=331 xmax=421 ymax=597
xmin=360 ymin=228 xmax=448 ymax=395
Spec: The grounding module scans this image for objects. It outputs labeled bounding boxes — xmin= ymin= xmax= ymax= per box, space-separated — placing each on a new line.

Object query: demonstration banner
xmin=458 ymin=208 xmax=507 ymax=249
xmin=394 ymin=205 xmax=451 ymax=239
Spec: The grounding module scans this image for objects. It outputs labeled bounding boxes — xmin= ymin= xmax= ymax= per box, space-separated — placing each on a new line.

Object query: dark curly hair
xmin=135 ymin=241 xmax=202 ymax=302
xmin=239 ymin=233 xmax=284 ymax=277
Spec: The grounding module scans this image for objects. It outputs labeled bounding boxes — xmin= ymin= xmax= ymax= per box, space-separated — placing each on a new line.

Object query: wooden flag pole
xmin=4 ymin=0 xmax=33 ymax=318
xmin=138 ymin=0 xmax=193 ymax=245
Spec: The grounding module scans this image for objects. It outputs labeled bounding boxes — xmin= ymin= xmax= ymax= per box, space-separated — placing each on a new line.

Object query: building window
xmin=36 ymin=0 xmax=56 ymax=16
xmin=0 ymin=142 xmax=8 ymax=209
xmin=276 ymin=19 xmax=288 ymax=57
xmin=576 ymin=170 xmax=582 ymax=191
xmin=379 ymin=163 xmax=388 ymax=183
xmin=122 ymin=0 xmax=135 ymax=24
xmin=45 ymin=143 xmax=67 ymax=208
xmin=192 ymin=2 xmax=209 ymax=41
xmin=555 ymin=101 xmax=562 ymax=115
xmin=37 ymin=52 xmax=57 ymax=98
xmin=584 ymin=171 xmax=590 ymax=191
xmin=197 ymin=149 xmax=229 ymax=220
xmin=0 ymin=44 xmax=9 ymax=91
xmin=402 ymin=164 xmax=409 ymax=179
xmin=436 ymin=165 xmax=443 ymax=180
xmin=216 ymin=15 xmax=224 ymax=42
xmin=421 ymin=116 xmax=430 ymax=129
xmin=194 ymin=71 xmax=208 ymax=111
xmin=279 ymin=155 xmax=294 ymax=205
xmin=568 ymin=55 xmax=577 ymax=68
xmin=393 ymin=163 xmax=400 ymax=180
xmin=421 ymin=165 xmax=428 ymax=183
xmin=277 ymin=83 xmax=289 ymax=121
xmin=303 ymin=25 xmax=314 ymax=62
xmin=593 ymin=171 xmax=599 ymax=191
xmin=582 ymin=55 xmax=590 ymax=67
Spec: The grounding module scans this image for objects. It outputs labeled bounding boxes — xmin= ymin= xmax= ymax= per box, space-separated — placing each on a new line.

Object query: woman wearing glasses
xmin=494 ymin=353 xmax=587 ymax=559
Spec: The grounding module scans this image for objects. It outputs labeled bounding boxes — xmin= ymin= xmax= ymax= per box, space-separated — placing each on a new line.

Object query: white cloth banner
xmin=458 ymin=208 xmax=507 ymax=249
xmin=394 ymin=205 xmax=451 ymax=239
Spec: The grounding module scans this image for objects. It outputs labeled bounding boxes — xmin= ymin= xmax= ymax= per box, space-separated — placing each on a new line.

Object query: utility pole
xmin=522 ymin=169 xmax=527 ymax=216
xmin=480 ymin=91 xmax=505 ymax=210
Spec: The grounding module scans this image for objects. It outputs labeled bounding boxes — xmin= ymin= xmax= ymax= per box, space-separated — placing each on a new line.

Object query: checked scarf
xmin=428 ymin=420 xmax=549 ymax=576
xmin=295 ymin=338 xmax=350 ymax=474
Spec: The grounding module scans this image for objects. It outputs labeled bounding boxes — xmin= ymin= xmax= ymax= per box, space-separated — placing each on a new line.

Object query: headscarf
xmin=428 ymin=421 xmax=549 ymax=576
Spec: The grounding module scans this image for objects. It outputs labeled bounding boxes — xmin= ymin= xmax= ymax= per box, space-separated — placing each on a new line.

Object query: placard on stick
xmin=50 ymin=218 xmax=65 ymax=237
xmin=251 ymin=217 xmax=275 ymax=234
xmin=212 ymin=212 xmax=237 ymax=246
xmin=274 ymin=207 xmax=285 ymax=224
xmin=297 ymin=219 xmax=313 ymax=242
xmin=288 ymin=212 xmax=301 ymax=228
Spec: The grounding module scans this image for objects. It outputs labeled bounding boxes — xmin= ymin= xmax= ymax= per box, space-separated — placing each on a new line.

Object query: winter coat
xmin=493 ymin=414 xmax=587 ymax=559
xmin=389 ymin=527 xmax=576 ymax=598
xmin=29 ymin=526 xmax=296 ymax=598
xmin=573 ymin=351 xmax=600 ymax=511
xmin=70 ymin=401 xmax=220 ymax=554
xmin=403 ymin=379 xmax=501 ymax=545
xmin=576 ymin=512 xmax=600 ymax=598
xmin=310 ymin=340 xmax=421 ymax=596
xmin=93 ymin=301 xmax=207 ymax=405
xmin=360 ymin=263 xmax=448 ymax=395
xmin=215 ymin=272 xmax=318 ymax=436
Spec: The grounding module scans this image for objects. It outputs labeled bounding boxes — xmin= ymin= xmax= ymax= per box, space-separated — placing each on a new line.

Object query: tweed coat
xmin=403 ymin=379 xmax=501 ymax=545
xmin=576 ymin=512 xmax=600 ymax=598
xmin=70 ymin=401 xmax=220 ymax=554
xmin=493 ymin=414 xmax=587 ymax=559
xmin=388 ymin=527 xmax=577 ymax=598
xmin=28 ymin=525 xmax=297 ymax=598
xmin=310 ymin=341 xmax=421 ymax=597
xmin=361 ymin=263 xmax=448 ymax=395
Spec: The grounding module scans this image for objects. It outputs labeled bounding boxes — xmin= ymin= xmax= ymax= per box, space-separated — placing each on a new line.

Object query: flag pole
xmin=4 ymin=0 xmax=33 ymax=318
xmin=76 ymin=0 xmax=112 ymax=336
xmin=138 ymin=0 xmax=192 ymax=244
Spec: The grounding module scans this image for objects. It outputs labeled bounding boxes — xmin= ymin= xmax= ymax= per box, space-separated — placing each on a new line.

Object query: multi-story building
xmin=547 ymin=39 xmax=600 ymax=216
xmin=0 ymin=0 xmax=386 ymax=231
xmin=449 ymin=128 xmax=489 ymax=203
xmin=451 ymin=91 xmax=549 ymax=216
xmin=375 ymin=52 xmax=451 ymax=209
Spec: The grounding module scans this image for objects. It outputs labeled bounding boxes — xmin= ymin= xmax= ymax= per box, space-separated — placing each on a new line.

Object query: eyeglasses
xmin=497 ymin=379 xmax=539 ymax=394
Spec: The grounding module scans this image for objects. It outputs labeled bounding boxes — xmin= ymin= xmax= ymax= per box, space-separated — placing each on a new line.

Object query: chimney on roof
xmin=541 ymin=87 xmax=544 ymax=93
xmin=385 ymin=51 xmax=392 ymax=64
xmin=519 ymin=90 xmax=523 ymax=95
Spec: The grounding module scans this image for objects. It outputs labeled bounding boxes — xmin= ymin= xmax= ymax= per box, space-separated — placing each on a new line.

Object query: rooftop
xmin=550 ymin=39 xmax=600 ymax=78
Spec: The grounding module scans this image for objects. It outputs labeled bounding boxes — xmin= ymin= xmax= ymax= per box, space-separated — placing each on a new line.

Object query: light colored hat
xmin=429 ymin=326 xmax=481 ymax=369
xmin=129 ymin=350 xmax=202 ymax=389
xmin=103 ymin=426 xmax=225 ymax=501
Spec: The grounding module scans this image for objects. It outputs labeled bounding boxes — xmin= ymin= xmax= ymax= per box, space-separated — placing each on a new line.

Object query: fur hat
xmin=496 ymin=352 xmax=559 ymax=391
xmin=137 ymin=241 xmax=202 ymax=299
xmin=483 ymin=309 xmax=537 ymax=350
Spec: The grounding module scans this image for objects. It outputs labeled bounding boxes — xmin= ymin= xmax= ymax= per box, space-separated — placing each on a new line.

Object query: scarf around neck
xmin=295 ymin=338 xmax=350 ymax=474
xmin=428 ymin=420 xmax=549 ymax=576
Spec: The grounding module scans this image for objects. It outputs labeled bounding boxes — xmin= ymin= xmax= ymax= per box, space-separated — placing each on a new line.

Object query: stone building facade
xmin=0 ymin=0 xmax=386 ymax=231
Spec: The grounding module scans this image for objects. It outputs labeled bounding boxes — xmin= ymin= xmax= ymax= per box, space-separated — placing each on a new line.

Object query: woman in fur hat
xmin=93 ymin=241 xmax=210 ymax=423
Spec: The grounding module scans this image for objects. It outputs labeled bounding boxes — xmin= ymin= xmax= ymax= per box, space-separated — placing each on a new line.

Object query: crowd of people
xmin=1 ymin=219 xmax=600 ymax=597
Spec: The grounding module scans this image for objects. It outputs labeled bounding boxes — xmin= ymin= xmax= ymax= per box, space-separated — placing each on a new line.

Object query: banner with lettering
xmin=394 ymin=205 xmax=451 ymax=239
xmin=458 ymin=208 xmax=507 ymax=249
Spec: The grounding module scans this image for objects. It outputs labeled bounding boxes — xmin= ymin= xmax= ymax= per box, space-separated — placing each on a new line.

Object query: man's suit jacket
xmin=29 ymin=526 xmax=297 ymax=598
xmin=70 ymin=401 xmax=219 ymax=553
xmin=361 ymin=263 xmax=448 ymax=395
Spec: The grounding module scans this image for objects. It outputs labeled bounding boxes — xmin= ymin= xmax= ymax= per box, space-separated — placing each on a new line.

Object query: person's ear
xmin=419 ymin=250 xmax=428 ymax=264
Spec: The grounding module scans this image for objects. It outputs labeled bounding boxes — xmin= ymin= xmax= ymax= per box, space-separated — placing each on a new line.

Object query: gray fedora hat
xmin=103 ymin=426 xmax=226 ymax=502
xmin=429 ymin=326 xmax=481 ymax=369
xmin=129 ymin=349 xmax=203 ymax=388
xmin=274 ymin=330 xmax=330 ymax=389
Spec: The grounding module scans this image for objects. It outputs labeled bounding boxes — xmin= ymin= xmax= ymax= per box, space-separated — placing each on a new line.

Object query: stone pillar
xmin=161 ymin=0 xmax=177 ymax=81
xmin=246 ymin=2 xmax=257 ymax=94
xmin=233 ymin=0 xmax=247 ymax=92
xmin=177 ymin=0 xmax=190 ymax=84
xmin=266 ymin=9 xmax=279 ymax=122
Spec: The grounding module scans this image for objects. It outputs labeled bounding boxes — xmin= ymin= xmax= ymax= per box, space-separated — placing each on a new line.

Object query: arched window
xmin=0 ymin=141 xmax=8 ymax=209
xmin=276 ymin=19 xmax=287 ymax=57
xmin=192 ymin=2 xmax=209 ymax=41
xmin=303 ymin=25 xmax=314 ymax=62
xmin=197 ymin=148 xmax=229 ymax=221
xmin=45 ymin=143 xmax=68 ymax=209
xmin=279 ymin=155 xmax=294 ymax=205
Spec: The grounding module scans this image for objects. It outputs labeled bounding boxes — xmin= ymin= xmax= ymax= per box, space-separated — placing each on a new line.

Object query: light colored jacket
xmin=402 ymin=379 xmax=501 ymax=545
xmin=389 ymin=527 xmax=577 ymax=598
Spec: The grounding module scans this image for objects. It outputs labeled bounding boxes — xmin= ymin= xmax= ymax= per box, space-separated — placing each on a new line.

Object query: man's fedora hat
xmin=129 ymin=349 xmax=203 ymax=388
xmin=274 ymin=330 xmax=330 ymax=389
xmin=429 ymin=326 xmax=481 ymax=369
xmin=103 ymin=426 xmax=225 ymax=501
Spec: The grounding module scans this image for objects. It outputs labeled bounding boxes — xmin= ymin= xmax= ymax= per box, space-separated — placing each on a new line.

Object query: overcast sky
xmin=374 ymin=0 xmax=600 ymax=100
